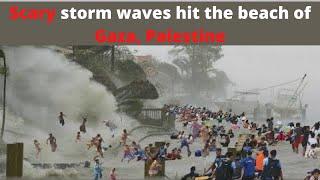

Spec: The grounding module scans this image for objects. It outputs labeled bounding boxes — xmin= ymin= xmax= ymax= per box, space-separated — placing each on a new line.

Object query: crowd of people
xmin=32 ymin=112 xmax=119 ymax=180
xmin=163 ymin=104 xmax=320 ymax=180
xmin=30 ymin=105 xmax=320 ymax=180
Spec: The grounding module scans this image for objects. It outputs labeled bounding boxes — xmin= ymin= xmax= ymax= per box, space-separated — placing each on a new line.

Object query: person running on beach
xmin=33 ymin=139 xmax=41 ymax=159
xmin=191 ymin=121 xmax=201 ymax=138
xmin=95 ymin=134 xmax=104 ymax=157
xmin=121 ymin=144 xmax=134 ymax=162
xmin=46 ymin=133 xmax=57 ymax=152
xmin=302 ymin=126 xmax=311 ymax=156
xmin=87 ymin=134 xmax=103 ymax=151
xmin=232 ymin=153 xmax=242 ymax=180
xmin=87 ymin=137 xmax=96 ymax=150
xmin=109 ymin=168 xmax=117 ymax=180
xmin=79 ymin=117 xmax=87 ymax=133
xmin=120 ymin=129 xmax=128 ymax=146
xmin=261 ymin=150 xmax=283 ymax=180
xmin=180 ymin=134 xmax=192 ymax=157
xmin=240 ymin=151 xmax=256 ymax=180
xmin=293 ymin=123 xmax=303 ymax=154
xmin=97 ymin=138 xmax=104 ymax=158
xmin=181 ymin=166 xmax=199 ymax=180
xmin=200 ymin=126 xmax=209 ymax=144
xmin=256 ymin=148 xmax=267 ymax=178
xmin=58 ymin=112 xmax=66 ymax=126
xmin=306 ymin=132 xmax=318 ymax=158
xmin=103 ymin=120 xmax=117 ymax=138
xmin=93 ymin=156 xmax=103 ymax=180
xmin=215 ymin=152 xmax=234 ymax=180
xmin=75 ymin=131 xmax=81 ymax=143
xmin=267 ymin=118 xmax=274 ymax=131
xmin=204 ymin=148 xmax=225 ymax=177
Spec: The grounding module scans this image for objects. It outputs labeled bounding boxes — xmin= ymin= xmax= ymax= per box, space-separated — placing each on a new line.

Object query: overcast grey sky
xmin=129 ymin=45 xmax=320 ymax=121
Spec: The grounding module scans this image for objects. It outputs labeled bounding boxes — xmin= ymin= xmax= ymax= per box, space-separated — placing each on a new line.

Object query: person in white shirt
xmin=305 ymin=132 xmax=318 ymax=158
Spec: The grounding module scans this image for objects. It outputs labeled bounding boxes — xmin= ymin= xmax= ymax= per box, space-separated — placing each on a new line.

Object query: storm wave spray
xmin=0 ymin=46 xmax=138 ymax=164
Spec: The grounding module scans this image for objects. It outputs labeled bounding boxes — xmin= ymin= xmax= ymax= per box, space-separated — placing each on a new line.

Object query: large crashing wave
xmin=4 ymin=46 xmax=117 ymax=128
xmin=0 ymin=46 xmax=138 ymax=162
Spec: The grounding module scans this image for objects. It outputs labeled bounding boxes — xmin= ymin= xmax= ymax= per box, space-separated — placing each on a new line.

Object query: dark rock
xmin=115 ymin=80 xmax=159 ymax=101
xmin=115 ymin=60 xmax=146 ymax=83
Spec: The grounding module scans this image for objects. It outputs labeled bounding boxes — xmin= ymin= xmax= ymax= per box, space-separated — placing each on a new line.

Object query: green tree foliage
xmin=0 ymin=66 xmax=8 ymax=76
xmin=169 ymin=45 xmax=229 ymax=97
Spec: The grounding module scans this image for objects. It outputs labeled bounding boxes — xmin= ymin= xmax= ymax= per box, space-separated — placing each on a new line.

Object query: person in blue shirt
xmin=180 ymin=135 xmax=191 ymax=157
xmin=231 ymin=153 xmax=242 ymax=180
xmin=261 ymin=150 xmax=283 ymax=180
xmin=240 ymin=151 xmax=256 ymax=180
xmin=133 ymin=147 xmax=147 ymax=161
xmin=158 ymin=144 xmax=167 ymax=160
xmin=93 ymin=156 xmax=103 ymax=180
xmin=204 ymin=148 xmax=226 ymax=178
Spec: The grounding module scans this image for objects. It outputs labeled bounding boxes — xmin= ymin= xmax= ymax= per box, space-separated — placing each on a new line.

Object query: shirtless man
xmin=97 ymin=138 xmax=104 ymax=158
xmin=96 ymin=134 xmax=104 ymax=155
xmin=120 ymin=129 xmax=128 ymax=146
xmin=87 ymin=134 xmax=104 ymax=155
xmin=58 ymin=112 xmax=66 ymax=126
xmin=34 ymin=139 xmax=41 ymax=158
xmin=46 ymin=133 xmax=57 ymax=152
xmin=87 ymin=137 xmax=96 ymax=150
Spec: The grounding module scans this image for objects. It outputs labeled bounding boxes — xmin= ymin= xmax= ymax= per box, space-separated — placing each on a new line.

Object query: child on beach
xmin=75 ymin=131 xmax=81 ymax=143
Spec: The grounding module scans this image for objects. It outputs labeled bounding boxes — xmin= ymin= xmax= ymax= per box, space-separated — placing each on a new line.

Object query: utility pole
xmin=111 ymin=46 xmax=115 ymax=72
xmin=0 ymin=49 xmax=7 ymax=140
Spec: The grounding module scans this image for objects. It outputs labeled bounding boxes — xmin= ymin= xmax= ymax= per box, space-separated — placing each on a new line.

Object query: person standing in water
xmin=33 ymin=139 xmax=41 ymax=159
xmin=58 ymin=112 xmax=66 ymax=126
xmin=46 ymin=133 xmax=57 ymax=152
